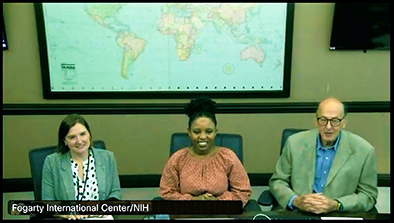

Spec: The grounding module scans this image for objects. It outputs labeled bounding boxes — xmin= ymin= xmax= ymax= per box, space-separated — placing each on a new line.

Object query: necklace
xmin=77 ymin=153 xmax=90 ymax=201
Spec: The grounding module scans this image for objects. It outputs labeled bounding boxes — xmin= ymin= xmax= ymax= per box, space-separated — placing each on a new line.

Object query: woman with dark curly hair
xmin=159 ymin=96 xmax=252 ymax=208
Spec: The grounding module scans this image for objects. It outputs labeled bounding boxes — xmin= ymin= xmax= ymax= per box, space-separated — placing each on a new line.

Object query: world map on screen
xmin=42 ymin=3 xmax=288 ymax=92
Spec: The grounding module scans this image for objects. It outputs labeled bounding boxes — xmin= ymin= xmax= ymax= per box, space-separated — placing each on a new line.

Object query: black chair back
xmin=168 ymin=132 xmax=260 ymax=211
xmin=262 ymin=128 xmax=379 ymax=213
xmin=28 ymin=140 xmax=106 ymax=200
xmin=170 ymin=133 xmax=243 ymax=162
xmin=258 ymin=128 xmax=307 ymax=207
xmin=280 ymin=128 xmax=308 ymax=154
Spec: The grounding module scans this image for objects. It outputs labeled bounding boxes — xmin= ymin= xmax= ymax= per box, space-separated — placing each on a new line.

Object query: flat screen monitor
xmin=3 ymin=16 xmax=8 ymax=50
xmin=330 ymin=3 xmax=390 ymax=51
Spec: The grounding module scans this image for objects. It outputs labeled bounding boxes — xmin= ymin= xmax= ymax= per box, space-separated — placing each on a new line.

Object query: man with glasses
xmin=269 ymin=97 xmax=378 ymax=214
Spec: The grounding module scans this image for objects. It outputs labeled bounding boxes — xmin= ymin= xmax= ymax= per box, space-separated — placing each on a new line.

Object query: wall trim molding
xmin=3 ymin=173 xmax=390 ymax=193
xmin=2 ymin=101 xmax=390 ymax=115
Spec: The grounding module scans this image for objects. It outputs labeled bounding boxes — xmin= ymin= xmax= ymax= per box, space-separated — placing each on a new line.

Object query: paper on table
xmin=321 ymin=216 xmax=363 ymax=220
xmin=83 ymin=215 xmax=114 ymax=220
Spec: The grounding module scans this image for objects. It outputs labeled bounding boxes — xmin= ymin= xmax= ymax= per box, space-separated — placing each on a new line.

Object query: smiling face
xmin=314 ymin=98 xmax=347 ymax=147
xmin=64 ymin=122 xmax=91 ymax=157
xmin=188 ymin=117 xmax=218 ymax=155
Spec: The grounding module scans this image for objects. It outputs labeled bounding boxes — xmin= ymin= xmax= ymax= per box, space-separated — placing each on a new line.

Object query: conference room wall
xmin=3 ymin=113 xmax=389 ymax=178
xmin=2 ymin=3 xmax=389 ymax=103
xmin=3 ymin=3 xmax=390 ymax=179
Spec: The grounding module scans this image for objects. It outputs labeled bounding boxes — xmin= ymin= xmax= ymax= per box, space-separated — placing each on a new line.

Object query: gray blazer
xmin=42 ymin=148 xmax=122 ymax=200
xmin=269 ymin=129 xmax=378 ymax=212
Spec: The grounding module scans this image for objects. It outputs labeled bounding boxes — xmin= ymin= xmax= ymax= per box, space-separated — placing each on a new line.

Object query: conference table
xmin=116 ymin=211 xmax=390 ymax=220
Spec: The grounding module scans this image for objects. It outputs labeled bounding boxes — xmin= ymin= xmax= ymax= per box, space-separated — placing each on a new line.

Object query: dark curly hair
xmin=185 ymin=96 xmax=217 ymax=128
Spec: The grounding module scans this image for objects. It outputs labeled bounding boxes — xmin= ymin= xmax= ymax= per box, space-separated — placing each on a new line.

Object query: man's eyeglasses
xmin=316 ymin=116 xmax=345 ymax=127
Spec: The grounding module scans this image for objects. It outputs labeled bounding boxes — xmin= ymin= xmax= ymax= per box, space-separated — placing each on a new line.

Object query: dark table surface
xmin=116 ymin=211 xmax=390 ymax=220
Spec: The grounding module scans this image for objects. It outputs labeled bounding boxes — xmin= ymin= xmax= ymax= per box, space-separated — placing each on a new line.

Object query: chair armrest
xmin=258 ymin=190 xmax=274 ymax=206
xmin=152 ymin=196 xmax=163 ymax=201
xmin=243 ymin=199 xmax=261 ymax=212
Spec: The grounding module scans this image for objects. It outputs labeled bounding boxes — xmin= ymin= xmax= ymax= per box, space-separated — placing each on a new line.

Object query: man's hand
xmin=293 ymin=193 xmax=337 ymax=214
